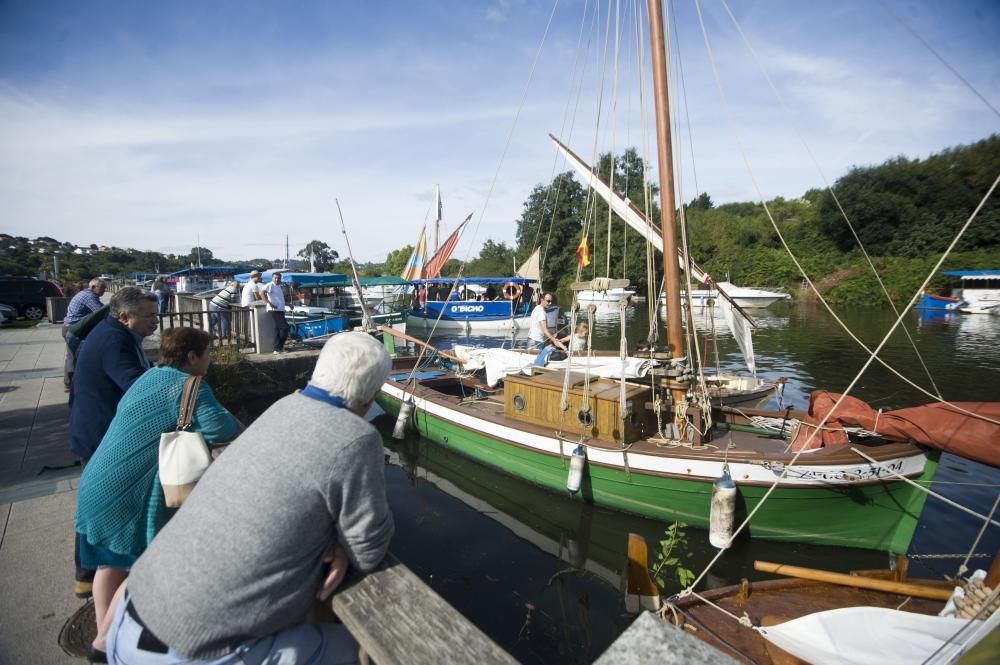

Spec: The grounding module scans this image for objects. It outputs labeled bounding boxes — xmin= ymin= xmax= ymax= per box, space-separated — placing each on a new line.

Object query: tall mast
xmin=434 ymin=185 xmax=442 ymax=253
xmin=647 ymin=0 xmax=683 ymax=360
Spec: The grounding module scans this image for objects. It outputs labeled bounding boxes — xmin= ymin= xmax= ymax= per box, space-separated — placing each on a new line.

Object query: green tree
xmin=186 ymin=246 xmax=215 ymax=266
xmin=297 ymin=240 xmax=339 ymax=272
xmin=466 ymin=239 xmax=516 ymax=276
xmin=383 ymin=245 xmax=414 ymax=277
xmin=516 ymin=171 xmax=588 ymax=290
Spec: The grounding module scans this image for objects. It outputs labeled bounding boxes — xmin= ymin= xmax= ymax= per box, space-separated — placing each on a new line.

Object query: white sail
xmin=516 ymin=247 xmax=541 ymax=282
xmin=720 ymin=299 xmax=756 ymax=375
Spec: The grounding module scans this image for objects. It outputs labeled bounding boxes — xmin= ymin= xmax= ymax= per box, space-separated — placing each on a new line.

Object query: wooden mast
xmin=647 ymin=0 xmax=683 ymax=360
xmin=647 ymin=0 xmax=688 ymax=423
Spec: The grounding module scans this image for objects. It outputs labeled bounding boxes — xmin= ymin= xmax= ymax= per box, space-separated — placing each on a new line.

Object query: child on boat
xmin=559 ymin=323 xmax=589 ymax=354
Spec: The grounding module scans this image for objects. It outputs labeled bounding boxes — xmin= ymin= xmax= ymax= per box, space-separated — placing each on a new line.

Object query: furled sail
xmin=400 ymin=227 xmax=427 ymax=281
xmin=423 ymin=214 xmax=471 ymax=278
xmin=791 ymin=391 xmax=1000 ymax=467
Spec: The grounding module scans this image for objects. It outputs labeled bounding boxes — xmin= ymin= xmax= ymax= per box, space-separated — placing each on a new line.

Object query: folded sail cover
xmin=791 ymin=391 xmax=1000 ymax=467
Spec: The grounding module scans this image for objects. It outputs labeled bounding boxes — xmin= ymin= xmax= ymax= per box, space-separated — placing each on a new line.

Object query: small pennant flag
xmin=576 ymin=235 xmax=590 ymax=268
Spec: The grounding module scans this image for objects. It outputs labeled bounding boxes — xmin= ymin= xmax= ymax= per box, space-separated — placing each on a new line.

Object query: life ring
xmin=503 ymin=282 xmax=522 ymax=300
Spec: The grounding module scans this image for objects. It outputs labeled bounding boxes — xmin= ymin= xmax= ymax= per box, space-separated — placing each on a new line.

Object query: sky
xmin=0 ymin=0 xmax=997 ymax=266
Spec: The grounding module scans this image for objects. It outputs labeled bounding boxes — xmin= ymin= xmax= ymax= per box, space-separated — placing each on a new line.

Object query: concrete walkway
xmin=0 ymin=322 xmax=83 ymax=664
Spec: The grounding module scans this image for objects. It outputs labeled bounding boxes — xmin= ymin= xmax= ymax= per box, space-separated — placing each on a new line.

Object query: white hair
xmin=89 ymin=278 xmax=107 ymax=289
xmin=310 ymin=332 xmax=391 ymax=410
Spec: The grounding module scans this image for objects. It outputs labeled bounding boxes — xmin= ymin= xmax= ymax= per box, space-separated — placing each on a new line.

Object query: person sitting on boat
xmin=75 ymin=327 xmax=243 ymax=661
xmin=528 ymin=292 xmax=566 ymax=351
xmin=559 ymin=323 xmax=589 ymax=354
xmin=101 ymin=332 xmax=394 ymax=664
xmin=485 ymin=285 xmax=498 ymax=301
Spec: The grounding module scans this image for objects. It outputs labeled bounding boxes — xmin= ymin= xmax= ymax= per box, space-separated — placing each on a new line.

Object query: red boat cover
xmin=790 ymin=391 xmax=1000 ymax=467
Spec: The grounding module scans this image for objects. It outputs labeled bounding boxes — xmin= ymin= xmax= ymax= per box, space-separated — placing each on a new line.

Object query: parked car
xmin=0 ymin=276 xmax=64 ymax=320
xmin=0 ymin=303 xmax=17 ymax=324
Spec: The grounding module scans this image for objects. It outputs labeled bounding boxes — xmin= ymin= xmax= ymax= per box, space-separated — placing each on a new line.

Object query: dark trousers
xmin=270 ymin=311 xmax=289 ymax=351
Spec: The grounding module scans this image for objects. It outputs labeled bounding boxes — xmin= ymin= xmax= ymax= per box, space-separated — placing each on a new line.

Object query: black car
xmin=0 ymin=276 xmax=64 ymax=320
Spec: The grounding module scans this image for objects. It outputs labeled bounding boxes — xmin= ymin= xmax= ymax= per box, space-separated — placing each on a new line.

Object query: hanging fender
xmin=709 ymin=468 xmax=737 ymax=549
xmin=567 ymin=444 xmax=586 ymax=494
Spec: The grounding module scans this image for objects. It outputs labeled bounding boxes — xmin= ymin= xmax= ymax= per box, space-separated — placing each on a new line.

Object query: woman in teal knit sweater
xmin=75 ymin=327 xmax=243 ymax=662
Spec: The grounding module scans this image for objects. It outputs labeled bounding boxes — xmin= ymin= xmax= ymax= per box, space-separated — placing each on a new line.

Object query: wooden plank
xmin=330 ymin=555 xmax=518 ymax=665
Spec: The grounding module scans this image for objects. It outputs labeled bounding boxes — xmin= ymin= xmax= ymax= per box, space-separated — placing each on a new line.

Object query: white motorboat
xmin=660 ymin=281 xmax=790 ymax=309
xmin=575 ymin=287 xmax=636 ymax=305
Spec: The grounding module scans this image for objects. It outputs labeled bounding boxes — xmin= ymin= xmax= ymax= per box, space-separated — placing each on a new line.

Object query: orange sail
xmin=791 ymin=391 xmax=1000 ymax=467
xmin=423 ymin=214 xmax=470 ymax=278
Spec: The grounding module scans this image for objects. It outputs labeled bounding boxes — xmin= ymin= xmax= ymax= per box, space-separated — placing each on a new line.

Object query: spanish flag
xmin=576 ymin=234 xmax=590 ymax=268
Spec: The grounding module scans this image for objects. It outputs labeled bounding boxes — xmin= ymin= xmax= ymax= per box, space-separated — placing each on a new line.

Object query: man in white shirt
xmin=527 ymin=292 xmax=565 ymax=350
xmin=240 ymin=270 xmax=263 ymax=307
xmin=261 ymin=272 xmax=290 ymax=353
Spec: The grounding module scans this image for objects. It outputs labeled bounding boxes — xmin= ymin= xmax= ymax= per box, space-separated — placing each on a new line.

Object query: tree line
xmin=6 ymin=135 xmax=994 ymax=306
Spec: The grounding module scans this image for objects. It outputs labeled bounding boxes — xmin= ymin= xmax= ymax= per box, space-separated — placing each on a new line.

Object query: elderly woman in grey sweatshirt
xmin=99 ymin=332 xmax=394 ymax=663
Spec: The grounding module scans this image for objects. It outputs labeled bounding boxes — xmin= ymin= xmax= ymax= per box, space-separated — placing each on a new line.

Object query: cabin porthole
xmin=577 ymin=409 xmax=594 ymax=428
xmin=513 ymin=393 xmax=526 ymax=412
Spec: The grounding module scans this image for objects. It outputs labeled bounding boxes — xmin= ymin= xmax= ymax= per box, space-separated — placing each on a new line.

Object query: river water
xmin=376 ymin=301 xmax=999 ymax=664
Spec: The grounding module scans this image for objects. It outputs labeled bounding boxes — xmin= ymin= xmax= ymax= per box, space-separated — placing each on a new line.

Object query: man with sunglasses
xmin=527 ymin=292 xmax=565 ymax=351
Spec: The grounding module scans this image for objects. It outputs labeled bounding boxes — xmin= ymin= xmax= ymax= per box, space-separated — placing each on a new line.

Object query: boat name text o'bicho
xmin=451 ymin=305 xmax=486 ymax=313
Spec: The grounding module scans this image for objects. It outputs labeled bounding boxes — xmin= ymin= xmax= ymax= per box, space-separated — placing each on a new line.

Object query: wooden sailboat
xmin=622 ymin=531 xmax=1000 ymax=664
xmin=375 ymin=0 xmax=998 ymax=553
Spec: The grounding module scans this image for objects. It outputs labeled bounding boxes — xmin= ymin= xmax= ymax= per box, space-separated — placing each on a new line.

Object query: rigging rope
xmin=717 ymin=0 xmax=943 ymax=399
xmin=695 ymin=0 xmax=1000 ymax=428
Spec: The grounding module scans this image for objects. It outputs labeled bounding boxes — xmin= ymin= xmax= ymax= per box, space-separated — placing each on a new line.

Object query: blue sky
xmin=1 ymin=0 xmax=997 ymax=265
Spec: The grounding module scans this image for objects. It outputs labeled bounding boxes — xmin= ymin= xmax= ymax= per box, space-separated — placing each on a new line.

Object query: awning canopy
xmin=234 ymin=270 xmax=351 ymax=287
xmin=168 ymin=265 xmax=259 ymax=277
xmin=410 ymin=277 xmax=536 ymax=286
xmin=358 ymin=276 xmax=409 ymax=287
xmin=942 ymin=270 xmax=1000 ymax=280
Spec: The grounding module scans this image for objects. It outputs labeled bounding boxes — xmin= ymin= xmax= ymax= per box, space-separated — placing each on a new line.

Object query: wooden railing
xmin=157 ymin=307 xmax=256 ymax=351
xmin=328 ymin=555 xmax=518 ymax=665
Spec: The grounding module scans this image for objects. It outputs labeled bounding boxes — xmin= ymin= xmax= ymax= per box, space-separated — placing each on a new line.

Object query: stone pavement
xmin=0 ymin=322 xmax=84 ymax=665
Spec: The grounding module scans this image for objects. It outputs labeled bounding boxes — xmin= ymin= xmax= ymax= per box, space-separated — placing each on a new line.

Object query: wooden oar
xmin=377 ymin=325 xmax=461 ymax=364
xmin=754 ymin=560 xmax=953 ymax=601
xmin=625 ymin=533 xmax=661 ymax=613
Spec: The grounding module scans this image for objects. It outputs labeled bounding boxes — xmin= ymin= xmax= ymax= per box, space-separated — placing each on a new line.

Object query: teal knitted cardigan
xmin=75 ymin=366 xmax=241 ymax=559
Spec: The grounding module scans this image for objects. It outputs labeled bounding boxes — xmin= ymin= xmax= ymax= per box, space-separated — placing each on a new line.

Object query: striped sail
xmin=400 ymin=227 xmax=427 ymax=281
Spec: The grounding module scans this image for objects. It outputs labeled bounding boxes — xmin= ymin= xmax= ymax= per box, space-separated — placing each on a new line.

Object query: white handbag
xmin=159 ymin=375 xmax=212 ymax=508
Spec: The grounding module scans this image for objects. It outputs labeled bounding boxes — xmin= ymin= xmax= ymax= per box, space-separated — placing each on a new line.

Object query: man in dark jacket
xmin=68 ymin=286 xmax=158 ymax=596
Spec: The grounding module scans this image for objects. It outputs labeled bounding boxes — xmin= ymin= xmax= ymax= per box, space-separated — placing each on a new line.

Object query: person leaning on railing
xmin=208 ymin=281 xmax=239 ymax=340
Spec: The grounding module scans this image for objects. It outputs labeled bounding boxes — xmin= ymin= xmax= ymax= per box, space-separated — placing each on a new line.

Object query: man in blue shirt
xmin=62 ymin=278 xmax=107 ymax=392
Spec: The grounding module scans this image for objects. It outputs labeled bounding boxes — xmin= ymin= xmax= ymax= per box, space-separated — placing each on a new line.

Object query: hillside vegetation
xmin=509 ymin=134 xmax=998 ymax=306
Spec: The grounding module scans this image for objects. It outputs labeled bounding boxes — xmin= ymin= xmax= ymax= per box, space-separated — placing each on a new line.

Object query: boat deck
xmin=392 ymin=366 xmax=924 ymax=471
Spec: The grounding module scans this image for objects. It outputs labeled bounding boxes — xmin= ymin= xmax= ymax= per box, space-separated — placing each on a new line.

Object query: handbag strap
xmin=175 ymin=375 xmax=203 ymax=431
